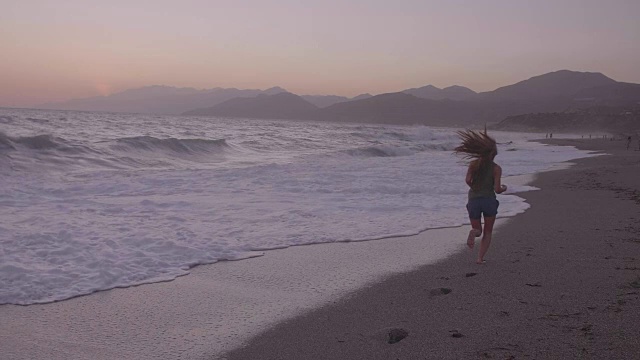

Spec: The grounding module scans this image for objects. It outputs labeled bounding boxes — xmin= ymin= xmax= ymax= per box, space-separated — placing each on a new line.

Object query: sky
xmin=1 ymin=0 xmax=639 ymax=107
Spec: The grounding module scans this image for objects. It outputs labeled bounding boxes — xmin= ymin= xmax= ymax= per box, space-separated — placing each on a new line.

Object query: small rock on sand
xmin=388 ymin=328 xmax=409 ymax=344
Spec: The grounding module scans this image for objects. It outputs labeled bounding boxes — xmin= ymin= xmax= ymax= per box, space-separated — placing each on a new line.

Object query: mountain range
xmin=37 ymin=70 xmax=640 ymax=130
xmin=185 ymin=92 xmax=320 ymax=120
xmin=38 ymin=86 xmax=289 ymax=115
xmin=403 ymin=84 xmax=477 ymax=100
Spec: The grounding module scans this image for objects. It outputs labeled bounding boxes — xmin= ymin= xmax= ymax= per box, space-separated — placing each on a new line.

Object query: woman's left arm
xmin=494 ymin=164 xmax=507 ymax=193
xmin=465 ymin=164 xmax=474 ymax=188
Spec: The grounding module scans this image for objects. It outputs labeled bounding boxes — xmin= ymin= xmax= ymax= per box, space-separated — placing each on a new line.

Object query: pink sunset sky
xmin=1 ymin=0 xmax=639 ymax=107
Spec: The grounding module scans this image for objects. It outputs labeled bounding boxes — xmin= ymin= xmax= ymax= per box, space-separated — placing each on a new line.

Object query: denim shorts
xmin=466 ymin=197 xmax=499 ymax=220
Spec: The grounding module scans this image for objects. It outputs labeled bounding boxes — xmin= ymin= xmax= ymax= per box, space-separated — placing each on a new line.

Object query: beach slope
xmin=223 ymin=139 xmax=640 ymax=360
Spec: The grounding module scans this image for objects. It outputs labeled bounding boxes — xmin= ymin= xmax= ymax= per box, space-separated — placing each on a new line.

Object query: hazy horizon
xmin=2 ymin=0 xmax=639 ymax=107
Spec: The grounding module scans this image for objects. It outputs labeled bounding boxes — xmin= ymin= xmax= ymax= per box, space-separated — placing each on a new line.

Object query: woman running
xmin=455 ymin=129 xmax=507 ymax=264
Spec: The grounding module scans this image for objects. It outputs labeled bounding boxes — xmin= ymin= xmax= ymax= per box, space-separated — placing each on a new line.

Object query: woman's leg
xmin=467 ymin=218 xmax=482 ymax=248
xmin=477 ymin=216 xmax=496 ymax=263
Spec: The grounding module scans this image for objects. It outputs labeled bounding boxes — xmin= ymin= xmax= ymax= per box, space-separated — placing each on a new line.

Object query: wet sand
xmin=0 ymin=212 xmax=476 ymax=360
xmin=223 ymin=138 xmax=640 ymax=359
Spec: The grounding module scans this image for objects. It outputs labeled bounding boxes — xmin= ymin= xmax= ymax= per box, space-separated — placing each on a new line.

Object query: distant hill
xmin=571 ymin=82 xmax=640 ymax=106
xmin=185 ymin=91 xmax=482 ymax=126
xmin=491 ymin=105 xmax=640 ymax=134
xmin=403 ymin=85 xmax=477 ymax=100
xmin=478 ymin=70 xmax=617 ymax=101
xmin=441 ymin=85 xmax=478 ymax=100
xmin=352 ymin=93 xmax=373 ymax=101
xmin=300 ymin=93 xmax=377 ymax=108
xmin=312 ymin=92 xmax=483 ymax=126
xmin=301 ymin=95 xmax=349 ymax=108
xmin=38 ymin=86 xmax=288 ymax=115
xmin=181 ymin=70 xmax=640 ymax=127
xmin=183 ymin=92 xmax=318 ymax=120
xmin=309 ymin=71 xmax=639 ymax=126
xmin=36 ymin=70 xmax=640 ymax=129
xmin=403 ymin=85 xmax=441 ymax=99
xmin=474 ymin=72 xmax=640 ymax=119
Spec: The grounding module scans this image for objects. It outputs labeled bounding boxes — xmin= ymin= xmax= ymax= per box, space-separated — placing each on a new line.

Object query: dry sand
xmin=223 ymin=138 xmax=640 ymax=360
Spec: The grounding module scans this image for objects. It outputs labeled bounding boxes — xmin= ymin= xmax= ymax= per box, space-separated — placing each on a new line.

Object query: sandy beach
xmin=4 ymin=2 xmax=640 ymax=359
xmin=0 ymin=202 xmax=485 ymax=359
xmin=223 ymin=138 xmax=640 ymax=360
xmin=1 ymin=138 xmax=638 ymax=360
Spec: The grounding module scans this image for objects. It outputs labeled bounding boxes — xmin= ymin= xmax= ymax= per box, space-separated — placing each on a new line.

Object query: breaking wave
xmin=14 ymin=134 xmax=63 ymax=150
xmin=342 ymin=146 xmax=414 ymax=157
xmin=342 ymin=142 xmax=456 ymax=158
xmin=0 ymin=132 xmax=233 ymax=172
xmin=111 ymin=136 xmax=229 ymax=155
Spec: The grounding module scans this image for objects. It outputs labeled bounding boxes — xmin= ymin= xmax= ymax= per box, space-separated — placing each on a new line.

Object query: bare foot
xmin=467 ymin=230 xmax=476 ymax=249
xmin=467 ymin=229 xmax=480 ymax=249
xmin=476 ymin=259 xmax=486 ymax=265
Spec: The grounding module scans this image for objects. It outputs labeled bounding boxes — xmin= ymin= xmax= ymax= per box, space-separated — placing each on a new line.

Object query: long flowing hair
xmin=454 ymin=129 xmax=497 ymax=190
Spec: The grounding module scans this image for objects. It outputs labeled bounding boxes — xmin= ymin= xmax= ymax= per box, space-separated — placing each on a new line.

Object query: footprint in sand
xmin=429 ymin=288 xmax=452 ymax=296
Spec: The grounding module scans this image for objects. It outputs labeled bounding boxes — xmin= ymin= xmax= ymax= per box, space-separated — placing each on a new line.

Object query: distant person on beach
xmin=455 ymin=129 xmax=507 ymax=264
xmin=627 ymin=136 xmax=632 ymax=150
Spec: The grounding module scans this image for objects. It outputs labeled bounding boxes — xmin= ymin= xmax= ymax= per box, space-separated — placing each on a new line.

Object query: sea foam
xmin=0 ymin=108 xmax=595 ymax=304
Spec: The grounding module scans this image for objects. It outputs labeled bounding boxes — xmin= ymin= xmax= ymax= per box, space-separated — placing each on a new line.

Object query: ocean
xmin=0 ymin=108 xmax=593 ymax=305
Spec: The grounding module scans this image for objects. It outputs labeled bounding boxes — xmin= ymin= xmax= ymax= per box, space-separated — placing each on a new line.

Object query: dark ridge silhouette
xmin=38 ymin=86 xmax=288 ymax=115
xmin=105 ymin=85 xmax=201 ymax=100
xmin=442 ymin=85 xmax=478 ymax=100
xmin=301 ymin=93 xmax=377 ymax=108
xmin=403 ymin=85 xmax=441 ymax=99
xmin=491 ymin=105 xmax=640 ymax=133
xmin=183 ymin=92 xmax=319 ymax=120
xmin=34 ymin=70 xmax=640 ymax=129
xmin=313 ymin=92 xmax=483 ymax=126
xmin=478 ymin=70 xmax=617 ymax=101
xmin=301 ymin=95 xmax=350 ymax=108
xmin=182 ymin=70 xmax=640 ymax=128
xmin=351 ymin=93 xmax=373 ymax=101
xmin=571 ymin=82 xmax=640 ymax=106
xmin=262 ymin=86 xmax=288 ymax=95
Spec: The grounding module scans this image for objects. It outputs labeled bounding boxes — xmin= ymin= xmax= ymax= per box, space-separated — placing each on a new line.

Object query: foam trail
xmin=0 ymin=107 xmax=597 ymax=305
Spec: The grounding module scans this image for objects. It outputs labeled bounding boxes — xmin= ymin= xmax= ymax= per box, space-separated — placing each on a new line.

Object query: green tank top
xmin=468 ymin=162 xmax=496 ymax=199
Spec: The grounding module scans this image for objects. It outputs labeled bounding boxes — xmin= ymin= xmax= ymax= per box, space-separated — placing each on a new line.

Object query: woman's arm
xmin=494 ymin=164 xmax=507 ymax=193
xmin=465 ymin=163 xmax=474 ymax=188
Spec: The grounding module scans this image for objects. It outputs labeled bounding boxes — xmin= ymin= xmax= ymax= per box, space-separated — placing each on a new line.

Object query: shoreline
xmin=223 ymin=138 xmax=640 ymax=359
xmin=0 ymin=224 xmax=484 ymax=359
xmin=0 ymin=139 xmax=626 ymax=360
xmin=0 ymin=169 xmax=550 ymax=359
xmin=0 ymin=214 xmax=497 ymax=359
